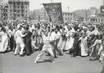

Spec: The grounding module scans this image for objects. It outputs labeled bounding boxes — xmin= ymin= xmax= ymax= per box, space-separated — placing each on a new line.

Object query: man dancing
xmin=34 ymin=30 xmax=54 ymax=63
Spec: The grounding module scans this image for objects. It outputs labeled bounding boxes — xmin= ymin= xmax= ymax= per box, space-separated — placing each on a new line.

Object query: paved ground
xmin=0 ymin=51 xmax=103 ymax=73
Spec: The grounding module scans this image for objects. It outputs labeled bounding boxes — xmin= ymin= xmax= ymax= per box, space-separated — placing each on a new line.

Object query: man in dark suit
xmin=23 ymin=25 xmax=32 ymax=56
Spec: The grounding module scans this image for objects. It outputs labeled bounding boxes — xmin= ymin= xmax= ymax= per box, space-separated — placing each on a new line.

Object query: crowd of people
xmin=0 ymin=20 xmax=104 ymax=64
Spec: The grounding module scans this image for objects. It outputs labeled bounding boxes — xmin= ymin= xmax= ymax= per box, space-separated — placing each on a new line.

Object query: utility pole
xmin=85 ymin=10 xmax=87 ymax=21
xmin=67 ymin=6 xmax=70 ymax=12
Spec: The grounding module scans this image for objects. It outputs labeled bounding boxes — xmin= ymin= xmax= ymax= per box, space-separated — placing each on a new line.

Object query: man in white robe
xmin=50 ymin=29 xmax=62 ymax=57
xmin=14 ymin=26 xmax=26 ymax=55
xmin=34 ymin=32 xmax=54 ymax=63
xmin=0 ymin=27 xmax=9 ymax=53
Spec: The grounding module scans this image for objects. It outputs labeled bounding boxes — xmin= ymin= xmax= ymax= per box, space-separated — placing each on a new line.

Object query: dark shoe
xmin=54 ymin=56 xmax=58 ymax=58
xmin=59 ymin=54 xmax=63 ymax=56
xmin=27 ymin=54 xmax=31 ymax=56
xmin=20 ymin=54 xmax=25 ymax=57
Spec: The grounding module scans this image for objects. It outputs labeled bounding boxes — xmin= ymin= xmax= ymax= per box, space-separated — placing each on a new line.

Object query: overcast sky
xmin=29 ymin=0 xmax=103 ymax=12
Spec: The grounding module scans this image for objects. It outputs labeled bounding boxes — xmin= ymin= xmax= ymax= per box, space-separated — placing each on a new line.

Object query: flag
xmin=100 ymin=6 xmax=104 ymax=13
xmin=43 ymin=3 xmax=63 ymax=25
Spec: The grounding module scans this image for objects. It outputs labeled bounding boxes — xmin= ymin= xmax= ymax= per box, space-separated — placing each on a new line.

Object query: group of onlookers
xmin=0 ymin=21 xmax=104 ymax=65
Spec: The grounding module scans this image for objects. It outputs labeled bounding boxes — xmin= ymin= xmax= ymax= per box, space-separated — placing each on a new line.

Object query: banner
xmin=100 ymin=6 xmax=104 ymax=13
xmin=43 ymin=3 xmax=63 ymax=25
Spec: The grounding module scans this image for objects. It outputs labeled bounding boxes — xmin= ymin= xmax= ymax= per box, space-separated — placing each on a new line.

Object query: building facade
xmin=29 ymin=8 xmax=50 ymax=22
xmin=97 ymin=5 xmax=104 ymax=23
xmin=95 ymin=0 xmax=104 ymax=23
xmin=63 ymin=12 xmax=73 ymax=23
xmin=0 ymin=0 xmax=29 ymax=23
xmin=0 ymin=2 xmax=8 ymax=24
xmin=8 ymin=0 xmax=29 ymax=20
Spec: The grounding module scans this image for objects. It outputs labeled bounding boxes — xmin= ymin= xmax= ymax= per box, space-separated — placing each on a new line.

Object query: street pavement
xmin=0 ymin=51 xmax=103 ymax=73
